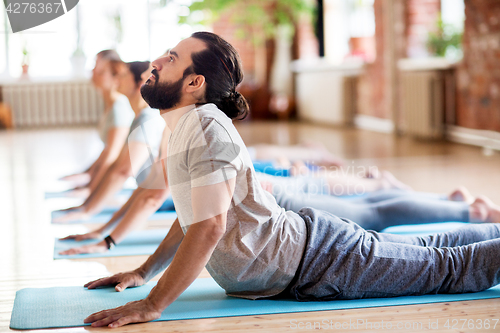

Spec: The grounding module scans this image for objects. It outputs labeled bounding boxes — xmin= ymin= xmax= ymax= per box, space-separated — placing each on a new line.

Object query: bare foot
xmin=469 ymin=196 xmax=500 ymax=223
xmin=380 ymin=171 xmax=413 ymax=191
xmin=448 ymin=186 xmax=474 ymax=204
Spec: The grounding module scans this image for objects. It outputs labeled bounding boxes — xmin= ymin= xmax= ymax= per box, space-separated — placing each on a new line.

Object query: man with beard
xmin=82 ymin=31 xmax=500 ymax=328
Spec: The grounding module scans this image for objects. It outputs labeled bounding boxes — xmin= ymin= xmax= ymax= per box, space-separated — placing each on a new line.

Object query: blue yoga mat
xmin=54 ymin=229 xmax=169 ymax=259
xmin=51 ymin=210 xmax=177 ymax=224
xmin=10 ymin=277 xmax=500 ymax=330
xmin=382 ymin=222 xmax=468 ymax=236
xmin=45 ymin=188 xmax=134 ymax=199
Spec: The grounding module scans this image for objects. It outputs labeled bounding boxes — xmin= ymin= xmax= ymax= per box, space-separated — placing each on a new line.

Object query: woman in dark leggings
xmin=273 ymin=189 xmax=472 ymax=232
xmin=255 ymin=171 xmax=499 ymax=230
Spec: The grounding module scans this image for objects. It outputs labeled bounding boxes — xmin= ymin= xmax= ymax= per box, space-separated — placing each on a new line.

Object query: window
xmin=441 ymin=0 xmax=465 ymax=32
xmin=0 ymin=0 xmax=203 ymax=78
xmin=323 ymin=0 xmax=375 ymax=64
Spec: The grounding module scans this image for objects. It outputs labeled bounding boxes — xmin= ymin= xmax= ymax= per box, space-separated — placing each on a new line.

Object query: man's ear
xmin=185 ymin=74 xmax=205 ymax=94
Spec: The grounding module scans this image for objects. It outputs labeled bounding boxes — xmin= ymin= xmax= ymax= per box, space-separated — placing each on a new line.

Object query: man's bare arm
xmin=83 ymin=177 xmax=236 ymax=328
xmin=84 ymin=217 xmax=184 ymax=291
xmin=84 ymin=212 xmax=226 ymax=328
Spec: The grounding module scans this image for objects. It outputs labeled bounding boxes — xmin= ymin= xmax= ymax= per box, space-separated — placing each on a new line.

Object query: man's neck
xmin=160 ymin=103 xmax=197 ymax=132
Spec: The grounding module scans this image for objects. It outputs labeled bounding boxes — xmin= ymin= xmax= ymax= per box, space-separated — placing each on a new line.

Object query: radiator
xmin=400 ymin=71 xmax=445 ymax=139
xmin=0 ymin=80 xmax=104 ymax=128
xmin=292 ymin=61 xmax=362 ymax=126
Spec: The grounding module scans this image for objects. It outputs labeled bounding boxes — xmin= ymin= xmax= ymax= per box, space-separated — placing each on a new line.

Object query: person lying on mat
xmin=54 ymin=61 xmax=166 ymax=223
xmin=58 ymin=177 xmax=499 ymax=255
xmin=81 ymin=32 xmax=500 ymax=329
xmin=60 ymin=50 xmax=135 ymax=197
xmin=248 ymin=142 xmax=345 ymax=168
xmin=54 ymin=139 xmax=407 ymax=224
xmin=55 ymin=160 xmax=407 ymax=226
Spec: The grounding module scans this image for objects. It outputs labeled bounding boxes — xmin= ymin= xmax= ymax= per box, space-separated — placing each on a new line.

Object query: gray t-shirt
xmin=97 ymin=94 xmax=135 ymax=143
xmin=128 ymin=107 xmax=165 ymax=184
xmin=166 ymin=103 xmax=307 ymax=299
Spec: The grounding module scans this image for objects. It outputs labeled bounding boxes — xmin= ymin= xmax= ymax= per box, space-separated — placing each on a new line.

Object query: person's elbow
xmin=140 ymin=189 xmax=169 ymax=210
xmin=113 ymin=161 xmax=132 ymax=178
xmin=192 ymin=214 xmax=227 ymax=244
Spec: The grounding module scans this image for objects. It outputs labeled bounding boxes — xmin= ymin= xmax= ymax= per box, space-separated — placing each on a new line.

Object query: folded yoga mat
xmin=10 ymin=277 xmax=500 ymax=330
xmin=54 ymin=229 xmax=169 ymax=259
xmin=51 ymin=210 xmax=177 ymax=224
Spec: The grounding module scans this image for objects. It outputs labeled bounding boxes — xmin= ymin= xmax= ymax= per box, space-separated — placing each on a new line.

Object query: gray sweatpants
xmin=285 ymin=207 xmax=500 ymax=301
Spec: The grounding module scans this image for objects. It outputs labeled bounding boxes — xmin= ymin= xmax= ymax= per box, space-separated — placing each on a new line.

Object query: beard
xmin=140 ymin=74 xmax=184 ymax=110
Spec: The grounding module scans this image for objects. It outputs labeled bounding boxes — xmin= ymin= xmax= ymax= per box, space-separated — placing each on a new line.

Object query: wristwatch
xmin=104 ymin=235 xmax=116 ymax=250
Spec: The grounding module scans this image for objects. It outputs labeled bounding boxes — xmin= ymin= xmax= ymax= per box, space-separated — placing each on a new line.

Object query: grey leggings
xmin=274 ymin=189 xmax=470 ymax=231
xmin=286 ymin=207 xmax=500 ymax=301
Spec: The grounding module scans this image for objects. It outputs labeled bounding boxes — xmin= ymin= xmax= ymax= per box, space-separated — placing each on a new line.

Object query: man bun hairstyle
xmin=189 ymin=31 xmax=249 ymax=119
xmin=127 ymin=61 xmax=150 ymax=86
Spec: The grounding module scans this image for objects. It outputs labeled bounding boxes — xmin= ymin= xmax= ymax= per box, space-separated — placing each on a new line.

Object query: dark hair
xmin=189 ymin=31 xmax=249 ymax=119
xmin=126 ymin=61 xmax=150 ymax=86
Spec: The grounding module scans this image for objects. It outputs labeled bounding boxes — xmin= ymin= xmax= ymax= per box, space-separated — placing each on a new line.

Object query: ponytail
xmin=218 ymin=91 xmax=249 ymax=120
xmin=190 ymin=31 xmax=249 ymax=119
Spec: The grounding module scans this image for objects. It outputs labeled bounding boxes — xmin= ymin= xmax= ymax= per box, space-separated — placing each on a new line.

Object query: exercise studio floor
xmin=1 ymin=121 xmax=500 ymax=333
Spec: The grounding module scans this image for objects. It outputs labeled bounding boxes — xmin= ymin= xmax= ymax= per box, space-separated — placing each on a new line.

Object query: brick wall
xmin=213 ymin=7 xmax=319 ymax=80
xmin=212 ymin=16 xmax=256 ymax=80
xmin=456 ymin=0 xmax=500 ymax=131
xmin=356 ymin=0 xmax=388 ymax=118
xmin=212 ymin=4 xmax=319 ymax=119
xmin=294 ymin=15 xmax=320 ymax=60
xmin=405 ymin=0 xmax=441 ymax=58
xmin=357 ymin=0 xmax=441 ymax=119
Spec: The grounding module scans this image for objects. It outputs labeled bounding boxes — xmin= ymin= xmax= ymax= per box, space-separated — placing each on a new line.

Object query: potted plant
xmin=427 ymin=15 xmax=463 ymax=60
xmin=21 ymin=43 xmax=29 ymax=75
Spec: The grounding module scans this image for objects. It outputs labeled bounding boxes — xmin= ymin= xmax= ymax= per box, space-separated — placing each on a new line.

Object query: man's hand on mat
xmin=58 ymin=241 xmax=108 ymax=255
xmin=84 ymin=299 xmax=161 ymax=328
xmin=84 ymin=270 xmax=146 ymax=292
xmin=59 ymin=230 xmax=102 ymax=241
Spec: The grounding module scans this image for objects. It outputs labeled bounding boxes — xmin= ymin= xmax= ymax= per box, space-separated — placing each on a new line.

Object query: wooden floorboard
xmin=1 ymin=122 xmax=500 ymax=332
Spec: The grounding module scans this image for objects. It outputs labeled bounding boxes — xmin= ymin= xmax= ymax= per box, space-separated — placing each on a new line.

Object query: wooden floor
xmin=1 ymin=121 xmax=500 ymax=333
